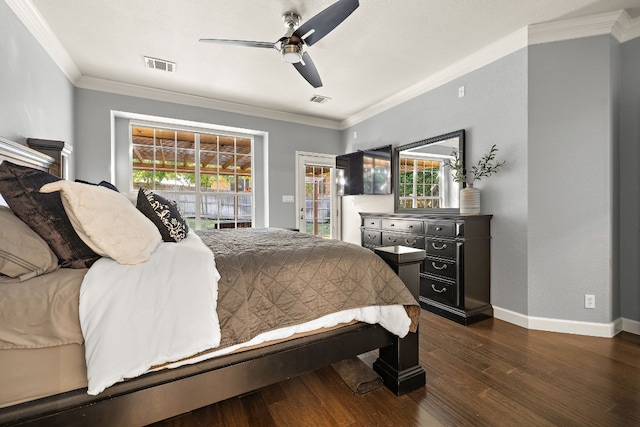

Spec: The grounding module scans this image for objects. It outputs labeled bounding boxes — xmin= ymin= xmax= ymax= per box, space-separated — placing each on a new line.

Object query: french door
xmin=295 ymin=152 xmax=339 ymax=239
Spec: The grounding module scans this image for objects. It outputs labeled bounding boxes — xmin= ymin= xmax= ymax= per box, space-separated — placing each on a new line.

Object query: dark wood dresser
xmin=360 ymin=212 xmax=492 ymax=325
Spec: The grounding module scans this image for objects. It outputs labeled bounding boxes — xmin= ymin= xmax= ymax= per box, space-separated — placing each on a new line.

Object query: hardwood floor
xmin=153 ymin=310 xmax=640 ymax=426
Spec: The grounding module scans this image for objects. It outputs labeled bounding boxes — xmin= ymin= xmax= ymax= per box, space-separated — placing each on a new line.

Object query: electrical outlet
xmin=585 ymin=294 xmax=595 ymax=309
xmin=458 ymin=86 xmax=465 ymax=98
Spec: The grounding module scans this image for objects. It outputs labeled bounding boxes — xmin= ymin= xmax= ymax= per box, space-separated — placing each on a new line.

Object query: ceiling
xmin=21 ymin=0 xmax=640 ymax=126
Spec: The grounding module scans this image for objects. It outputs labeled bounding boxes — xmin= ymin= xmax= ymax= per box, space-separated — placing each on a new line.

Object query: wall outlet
xmin=458 ymin=86 xmax=465 ymax=98
xmin=584 ymin=294 xmax=595 ymax=309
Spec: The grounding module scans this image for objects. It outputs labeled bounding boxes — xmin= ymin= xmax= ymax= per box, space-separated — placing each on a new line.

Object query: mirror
xmin=394 ymin=129 xmax=465 ymax=213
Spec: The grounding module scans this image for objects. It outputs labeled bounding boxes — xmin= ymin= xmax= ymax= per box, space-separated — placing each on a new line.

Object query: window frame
xmin=129 ymin=121 xmax=255 ymax=230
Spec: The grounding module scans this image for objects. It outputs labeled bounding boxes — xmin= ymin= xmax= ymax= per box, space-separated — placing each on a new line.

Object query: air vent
xmin=310 ymin=95 xmax=331 ymax=104
xmin=144 ymin=56 xmax=176 ymax=73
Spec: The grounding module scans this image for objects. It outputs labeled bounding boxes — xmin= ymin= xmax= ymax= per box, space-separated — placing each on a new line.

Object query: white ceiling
xmin=20 ymin=0 xmax=640 ymax=126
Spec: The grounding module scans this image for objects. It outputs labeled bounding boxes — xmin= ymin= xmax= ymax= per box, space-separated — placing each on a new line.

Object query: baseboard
xmin=492 ymin=306 xmax=630 ymax=338
xmin=622 ymin=318 xmax=640 ymax=336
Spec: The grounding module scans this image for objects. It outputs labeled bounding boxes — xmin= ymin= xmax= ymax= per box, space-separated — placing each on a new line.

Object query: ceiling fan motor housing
xmin=281 ymin=42 xmax=303 ymax=63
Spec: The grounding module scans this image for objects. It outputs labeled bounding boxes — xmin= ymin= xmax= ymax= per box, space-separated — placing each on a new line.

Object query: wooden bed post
xmin=373 ymin=246 xmax=426 ymax=395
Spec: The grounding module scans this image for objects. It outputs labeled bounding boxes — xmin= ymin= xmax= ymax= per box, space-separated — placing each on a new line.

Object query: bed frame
xmin=0 ymin=138 xmax=427 ymax=426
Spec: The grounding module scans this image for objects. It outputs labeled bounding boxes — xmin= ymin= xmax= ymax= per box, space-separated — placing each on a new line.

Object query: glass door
xmin=296 ymin=153 xmax=338 ymax=239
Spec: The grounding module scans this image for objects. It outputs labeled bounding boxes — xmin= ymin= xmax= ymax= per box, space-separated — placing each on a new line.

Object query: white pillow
xmin=40 ymin=181 xmax=162 ymax=265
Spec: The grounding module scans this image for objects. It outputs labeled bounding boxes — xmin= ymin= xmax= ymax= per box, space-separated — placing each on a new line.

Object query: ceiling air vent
xmin=144 ymin=56 xmax=176 ymax=73
xmin=309 ymin=95 xmax=331 ymax=104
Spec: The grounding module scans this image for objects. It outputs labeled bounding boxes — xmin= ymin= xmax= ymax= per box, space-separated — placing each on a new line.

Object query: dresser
xmin=360 ymin=212 xmax=492 ymax=325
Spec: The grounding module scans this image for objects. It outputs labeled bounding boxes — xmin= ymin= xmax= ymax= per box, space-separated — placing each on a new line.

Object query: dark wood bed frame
xmin=0 ymin=138 xmax=427 ymax=427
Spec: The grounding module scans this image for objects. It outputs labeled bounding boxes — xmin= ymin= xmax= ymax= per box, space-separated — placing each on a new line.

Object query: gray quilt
xmin=196 ymin=228 xmax=419 ymax=349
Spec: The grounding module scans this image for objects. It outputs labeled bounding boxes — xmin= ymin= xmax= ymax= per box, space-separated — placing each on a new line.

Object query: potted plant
xmin=443 ymin=144 xmax=505 ymax=215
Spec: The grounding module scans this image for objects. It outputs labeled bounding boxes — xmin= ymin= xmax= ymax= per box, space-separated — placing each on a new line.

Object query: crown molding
xmin=342 ymin=9 xmax=638 ymax=129
xmin=76 ymin=76 xmax=342 ymax=130
xmin=529 ymin=9 xmax=627 ymax=45
xmin=618 ymin=11 xmax=640 ymax=43
xmin=5 ymin=0 xmax=81 ymax=82
xmin=340 ymin=27 xmax=529 ymax=129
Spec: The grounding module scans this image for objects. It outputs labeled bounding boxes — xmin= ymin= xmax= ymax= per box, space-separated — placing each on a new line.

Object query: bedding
xmin=40 ymin=180 xmax=162 ymax=265
xmin=0 ymin=161 xmax=100 ymax=268
xmin=197 ymin=228 xmax=420 ymax=352
xmin=80 ymin=231 xmax=220 ymax=395
xmin=0 ymin=268 xmax=86 ymax=349
xmin=0 ymin=206 xmax=58 ymax=281
xmin=79 ymin=228 xmax=418 ymax=395
xmin=136 ymin=188 xmax=189 ymax=242
xmin=0 ymin=224 xmax=419 ymax=405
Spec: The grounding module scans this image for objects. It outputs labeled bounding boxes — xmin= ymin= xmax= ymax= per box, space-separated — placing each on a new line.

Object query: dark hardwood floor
xmin=152 ymin=310 xmax=640 ymax=426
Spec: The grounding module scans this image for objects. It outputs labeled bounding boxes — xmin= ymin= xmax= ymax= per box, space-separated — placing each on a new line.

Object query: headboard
xmin=0 ymin=136 xmax=54 ymax=206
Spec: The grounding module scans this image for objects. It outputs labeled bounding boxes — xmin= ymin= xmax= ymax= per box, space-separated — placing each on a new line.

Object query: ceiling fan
xmin=199 ymin=0 xmax=359 ymax=88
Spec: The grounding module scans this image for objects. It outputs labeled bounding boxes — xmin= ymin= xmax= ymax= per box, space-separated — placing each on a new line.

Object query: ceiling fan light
xmin=282 ymin=44 xmax=303 ymax=63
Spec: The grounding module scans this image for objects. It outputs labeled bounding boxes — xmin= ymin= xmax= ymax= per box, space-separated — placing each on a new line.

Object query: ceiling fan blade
xmin=199 ymin=38 xmax=276 ymax=49
xmin=292 ymin=0 xmax=359 ymax=46
xmin=293 ymin=52 xmax=323 ymax=88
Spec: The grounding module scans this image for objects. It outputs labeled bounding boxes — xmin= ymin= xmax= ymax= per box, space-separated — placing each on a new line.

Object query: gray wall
xmin=528 ymin=35 xmax=618 ymax=323
xmin=620 ymin=36 xmax=640 ymax=322
xmin=343 ymin=33 xmax=638 ymax=325
xmin=74 ymin=88 xmax=341 ymax=229
xmin=342 ymin=50 xmax=530 ymax=316
xmin=0 ymin=1 xmax=75 ymax=176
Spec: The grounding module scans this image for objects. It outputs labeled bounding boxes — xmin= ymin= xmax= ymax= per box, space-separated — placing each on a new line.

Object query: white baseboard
xmin=492 ymin=306 xmax=633 ymax=338
xmin=622 ymin=318 xmax=640 ymax=336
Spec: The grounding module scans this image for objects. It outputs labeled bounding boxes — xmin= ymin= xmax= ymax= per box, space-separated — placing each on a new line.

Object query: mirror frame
xmin=393 ymin=129 xmax=465 ymax=214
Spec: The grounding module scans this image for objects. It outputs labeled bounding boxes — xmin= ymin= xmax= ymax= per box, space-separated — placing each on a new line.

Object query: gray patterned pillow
xmin=136 ymin=188 xmax=189 ymax=242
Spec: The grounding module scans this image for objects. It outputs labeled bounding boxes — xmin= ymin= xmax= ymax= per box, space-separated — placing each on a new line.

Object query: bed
xmin=0 ymin=137 xmax=426 ymax=426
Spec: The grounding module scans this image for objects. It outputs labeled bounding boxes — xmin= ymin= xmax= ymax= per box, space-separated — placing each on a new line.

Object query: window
xmin=398 ymin=158 xmax=442 ymax=208
xmin=131 ymin=125 xmax=253 ymax=230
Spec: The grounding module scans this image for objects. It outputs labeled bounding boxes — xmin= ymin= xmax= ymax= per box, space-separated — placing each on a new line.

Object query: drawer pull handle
xmin=431 ymin=242 xmax=447 ymax=250
xmin=431 ymin=284 xmax=447 ymax=293
xmin=404 ymin=239 xmax=417 ymax=245
xmin=435 ymin=226 xmax=442 ymax=231
xmin=431 ymin=262 xmax=447 ymax=271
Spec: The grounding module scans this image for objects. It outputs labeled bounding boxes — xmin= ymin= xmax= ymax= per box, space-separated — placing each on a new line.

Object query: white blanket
xmin=80 ymin=231 xmax=220 ymax=395
xmin=163 ymin=304 xmax=411 ymax=370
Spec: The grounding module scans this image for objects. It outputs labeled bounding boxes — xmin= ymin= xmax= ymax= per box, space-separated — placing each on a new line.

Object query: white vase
xmin=460 ymin=184 xmax=480 ymax=215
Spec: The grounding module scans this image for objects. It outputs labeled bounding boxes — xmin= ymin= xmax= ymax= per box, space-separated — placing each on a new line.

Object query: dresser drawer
xmin=381 ymin=219 xmax=423 ymax=234
xmin=421 ymin=276 xmax=458 ymax=307
xmin=361 ymin=229 xmax=382 ymax=246
xmin=362 ymin=217 xmax=381 ymax=229
xmin=426 ymin=221 xmax=455 ymax=237
xmin=381 ymin=232 xmax=425 ymax=249
xmin=424 ymin=257 xmax=456 ymax=281
xmin=425 ymin=238 xmax=456 ymax=259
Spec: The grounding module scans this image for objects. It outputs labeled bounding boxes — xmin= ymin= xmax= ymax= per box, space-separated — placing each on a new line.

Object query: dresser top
xmin=359 ymin=212 xmax=493 ymax=220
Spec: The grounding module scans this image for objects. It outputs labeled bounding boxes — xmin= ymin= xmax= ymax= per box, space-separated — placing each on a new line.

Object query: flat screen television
xmin=336 ymin=145 xmax=392 ymax=196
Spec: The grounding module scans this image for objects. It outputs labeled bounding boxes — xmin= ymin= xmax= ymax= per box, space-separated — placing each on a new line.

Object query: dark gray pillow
xmin=136 ymin=188 xmax=189 ymax=242
xmin=0 ymin=161 xmax=100 ymax=268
